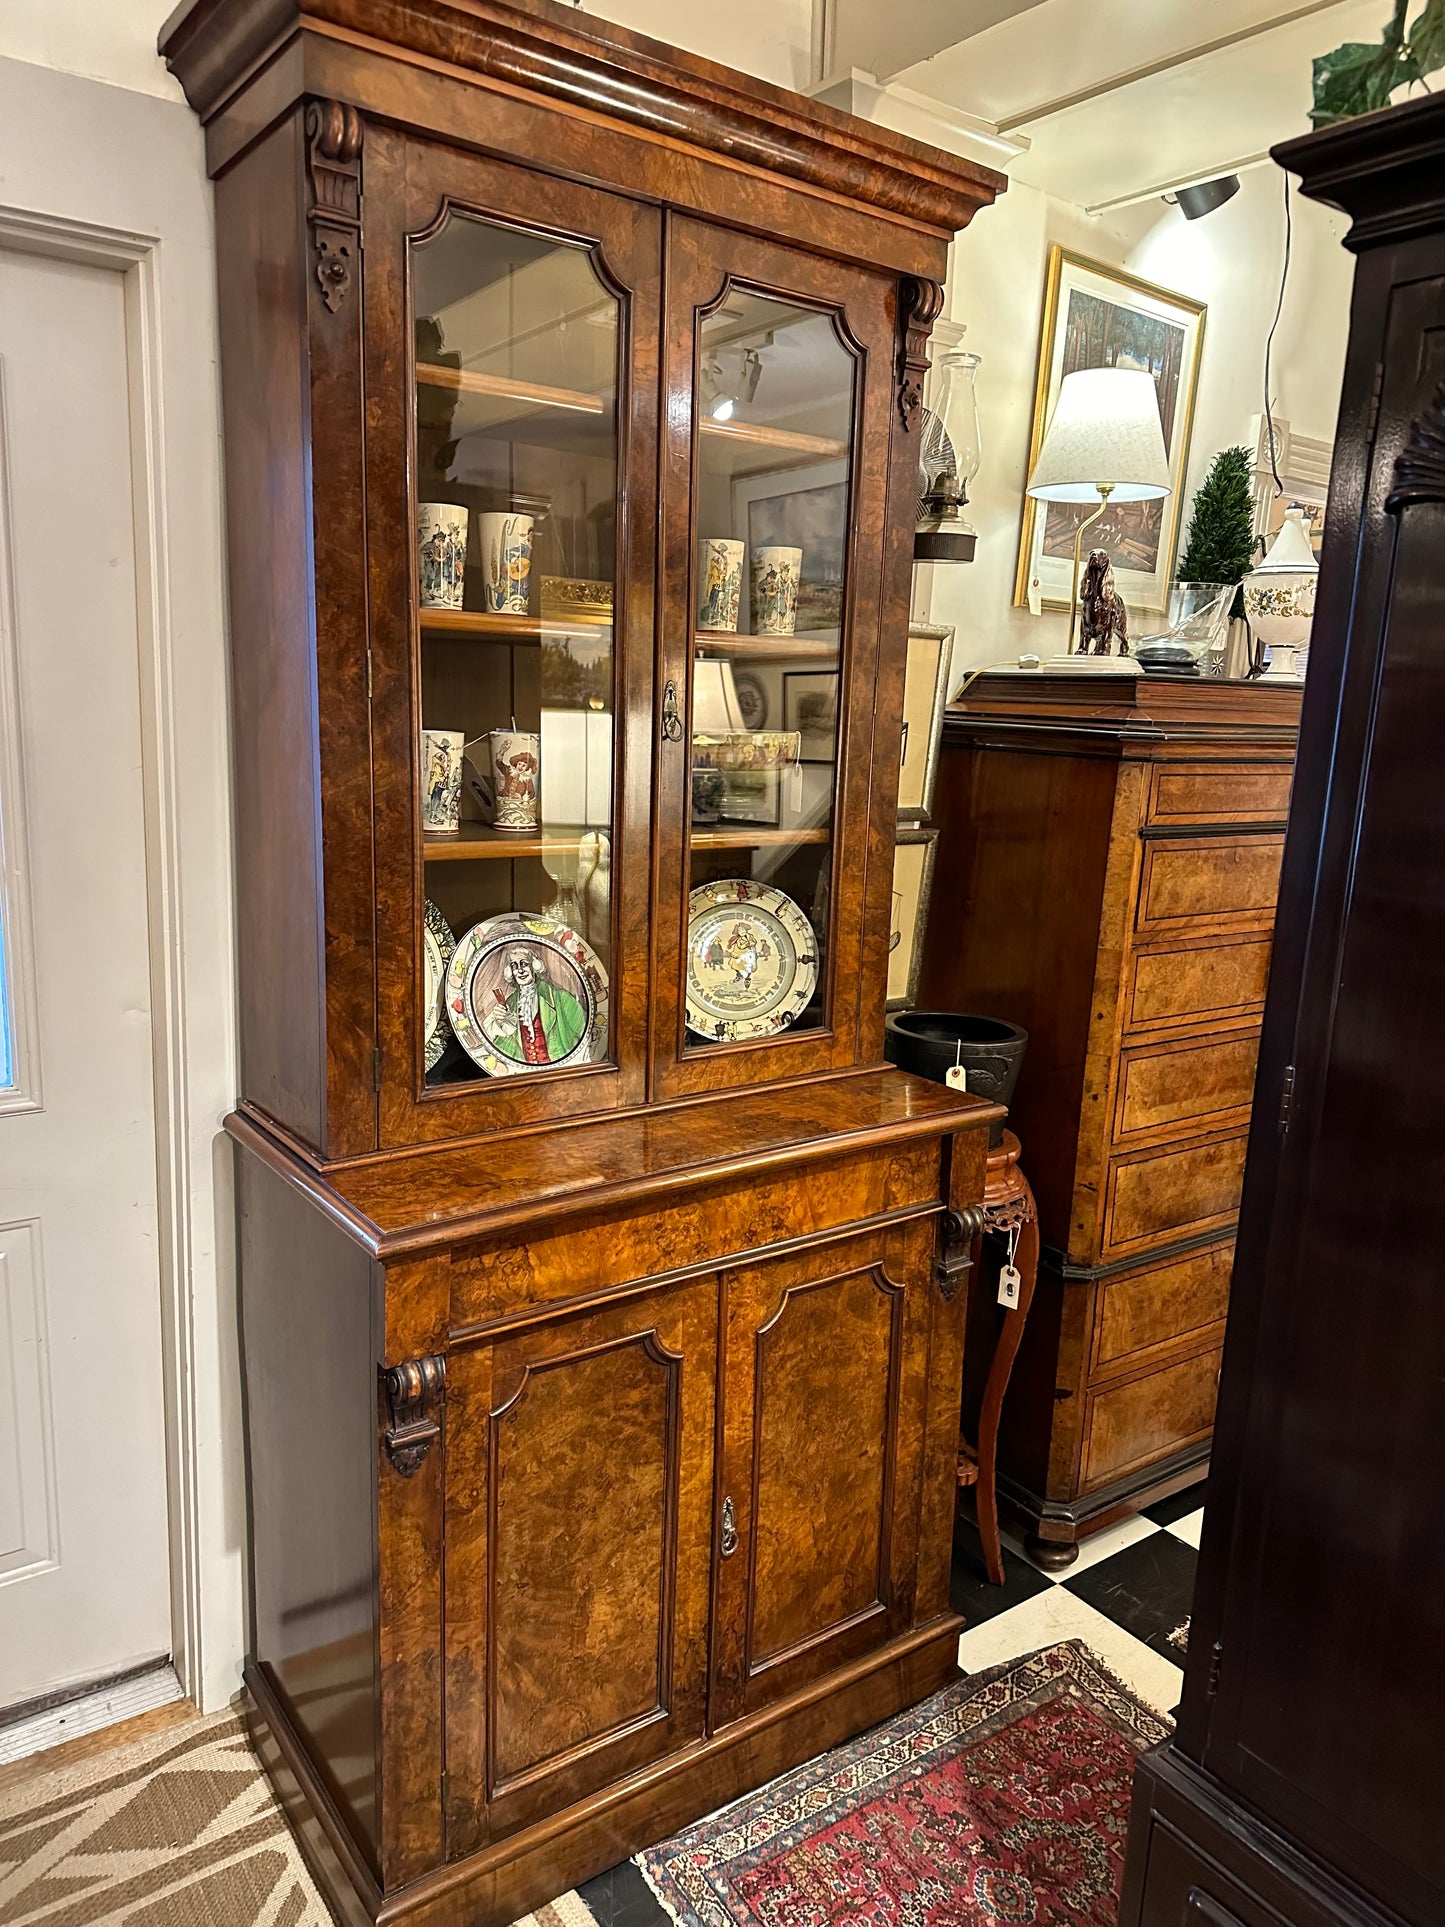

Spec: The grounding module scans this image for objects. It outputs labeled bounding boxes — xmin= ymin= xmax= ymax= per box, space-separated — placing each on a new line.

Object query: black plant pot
xmin=884 ymin=1011 xmax=1028 ymax=1147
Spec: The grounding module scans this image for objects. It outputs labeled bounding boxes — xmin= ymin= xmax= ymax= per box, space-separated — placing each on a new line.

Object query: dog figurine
xmin=1080 ymin=548 xmax=1129 ymax=656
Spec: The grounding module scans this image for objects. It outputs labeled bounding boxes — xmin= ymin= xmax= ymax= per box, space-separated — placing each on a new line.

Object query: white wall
xmin=0 ymin=0 xmax=181 ymax=99
xmin=580 ymin=0 xmax=815 ymax=88
xmin=930 ymin=164 xmax=1354 ymax=674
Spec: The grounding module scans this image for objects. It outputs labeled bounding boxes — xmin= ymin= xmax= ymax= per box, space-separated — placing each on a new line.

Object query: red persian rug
xmin=636 ymin=1643 xmax=1169 ymax=1926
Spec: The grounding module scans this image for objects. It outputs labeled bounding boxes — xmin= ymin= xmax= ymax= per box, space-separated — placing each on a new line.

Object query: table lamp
xmin=1026 ymin=367 xmax=1171 ymax=655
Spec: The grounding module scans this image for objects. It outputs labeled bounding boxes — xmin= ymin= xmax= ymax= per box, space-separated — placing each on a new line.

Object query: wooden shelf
xmin=694 ymin=631 xmax=839 ymax=661
xmin=419 ymin=608 xmax=611 ymax=642
xmin=416 ymin=361 xmax=606 ymax=416
xmin=699 ymin=418 xmax=846 ymax=461
xmin=691 ymin=826 xmax=830 ymax=849
xmin=424 ymin=824 xmax=594 ymax=862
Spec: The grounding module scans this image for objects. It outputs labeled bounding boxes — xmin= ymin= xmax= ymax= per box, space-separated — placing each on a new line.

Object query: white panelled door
xmin=0 ymin=247 xmax=171 ymax=1708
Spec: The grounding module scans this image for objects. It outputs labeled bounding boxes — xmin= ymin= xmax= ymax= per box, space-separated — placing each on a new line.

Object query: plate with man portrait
xmin=445 ymin=912 xmax=609 ymax=1076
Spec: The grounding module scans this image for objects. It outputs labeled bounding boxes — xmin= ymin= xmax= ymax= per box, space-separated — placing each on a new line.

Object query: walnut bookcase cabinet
xmin=159 ymin=3 xmax=1004 ymax=1922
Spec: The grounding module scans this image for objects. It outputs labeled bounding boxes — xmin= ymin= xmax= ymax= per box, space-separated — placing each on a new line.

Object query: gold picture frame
xmin=898 ymin=623 xmax=953 ymax=824
xmin=886 ymin=826 xmax=939 ymax=1011
xmin=1014 ymin=247 xmax=1207 ymax=617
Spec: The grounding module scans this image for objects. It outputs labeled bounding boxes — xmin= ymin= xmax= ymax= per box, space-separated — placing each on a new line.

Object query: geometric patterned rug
xmin=636 ymin=1643 xmax=1170 ymax=1927
xmin=0 ymin=1711 xmax=593 ymax=1927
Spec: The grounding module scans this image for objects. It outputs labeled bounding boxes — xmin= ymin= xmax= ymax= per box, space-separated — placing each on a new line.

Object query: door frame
xmin=0 ymin=61 xmax=238 ymax=1714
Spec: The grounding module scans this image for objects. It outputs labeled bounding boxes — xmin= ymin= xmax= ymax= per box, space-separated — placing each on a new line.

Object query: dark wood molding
xmin=159 ymin=0 xmax=1005 ymax=235
xmin=304 ymin=96 xmax=362 ymax=311
xmin=897 ymin=276 xmax=943 ymax=433
xmin=1386 ymin=381 xmax=1445 ymax=513
xmin=381 ymin=1355 xmax=445 ymax=1475
xmin=1273 ymin=90 xmax=1445 ymax=251
xmin=935 ymin=1203 xmax=985 ymax=1300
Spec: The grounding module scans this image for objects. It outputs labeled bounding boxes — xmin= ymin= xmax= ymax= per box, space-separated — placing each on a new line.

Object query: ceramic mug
xmin=477 ymin=512 xmax=534 ymax=615
xmin=490 ymin=728 xmax=541 ymax=831
xmin=421 ymin=728 xmax=464 ymax=834
xmin=696 ymin=537 xmax=745 ymax=633
xmin=750 ymin=544 xmax=802 ymax=637
xmin=417 ymin=504 xmax=468 ymax=610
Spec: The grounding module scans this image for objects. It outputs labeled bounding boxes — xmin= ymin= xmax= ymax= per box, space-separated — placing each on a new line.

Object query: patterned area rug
xmin=637 ymin=1643 xmax=1169 ymax=1927
xmin=0 ymin=1710 xmax=592 ymax=1927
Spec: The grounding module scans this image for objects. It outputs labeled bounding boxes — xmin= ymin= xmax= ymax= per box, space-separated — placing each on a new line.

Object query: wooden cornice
xmin=159 ymin=0 xmax=1005 ymax=235
xmin=945 ymin=671 xmax=1303 ymax=752
xmin=1274 ymin=92 xmax=1445 ymax=252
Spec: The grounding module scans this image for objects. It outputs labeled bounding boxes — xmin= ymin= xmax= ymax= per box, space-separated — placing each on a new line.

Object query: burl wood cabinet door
xmin=710 ymin=1221 xmax=934 ymax=1728
xmin=444 ymin=1281 xmax=716 ymax=1851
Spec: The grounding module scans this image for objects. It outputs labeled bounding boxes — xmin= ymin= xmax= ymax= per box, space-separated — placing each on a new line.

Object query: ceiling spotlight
xmin=1168 ymin=174 xmax=1241 ymax=221
xmin=699 ymin=351 xmax=736 ymax=421
xmin=739 ymin=347 xmax=763 ymax=405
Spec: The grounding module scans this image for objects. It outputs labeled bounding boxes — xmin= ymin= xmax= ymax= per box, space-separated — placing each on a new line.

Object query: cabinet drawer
xmin=1082 ymin=1344 xmax=1222 ymax=1488
xmin=1124 ymin=933 xmax=1273 ymax=1035
xmin=1146 ymin=761 xmax=1293 ymax=827
xmin=1102 ymin=1132 xmax=1247 ymax=1261
xmin=1114 ymin=1032 xmax=1260 ymax=1144
xmin=1093 ymin=1241 xmax=1234 ymax=1375
xmin=1136 ymin=835 xmax=1284 ymax=935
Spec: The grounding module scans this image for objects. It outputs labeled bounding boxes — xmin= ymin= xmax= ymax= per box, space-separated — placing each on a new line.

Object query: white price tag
xmin=788 ymin=762 xmax=803 ymax=811
xmin=998 ymin=1263 xmax=1021 ymax=1309
xmin=945 ymin=1064 xmax=968 ymax=1091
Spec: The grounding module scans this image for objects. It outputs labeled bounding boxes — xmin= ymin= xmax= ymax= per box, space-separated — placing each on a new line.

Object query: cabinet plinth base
xmin=245 ymin=1619 xmax=964 ymax=1927
xmin=997 ymin=1442 xmax=1211 ymax=1556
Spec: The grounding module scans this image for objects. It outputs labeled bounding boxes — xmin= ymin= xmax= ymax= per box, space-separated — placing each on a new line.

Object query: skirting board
xmin=996 ymin=1442 xmax=1212 ymax=1556
xmin=244 ymin=1616 xmax=964 ymax=1927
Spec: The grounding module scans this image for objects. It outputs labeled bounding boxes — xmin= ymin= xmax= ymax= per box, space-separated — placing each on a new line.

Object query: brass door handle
xmin=720 ymin=1495 xmax=738 ymax=1557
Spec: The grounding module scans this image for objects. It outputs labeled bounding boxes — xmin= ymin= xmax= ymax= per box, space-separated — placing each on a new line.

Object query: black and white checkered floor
xmin=575 ymin=1487 xmax=1205 ymax=1927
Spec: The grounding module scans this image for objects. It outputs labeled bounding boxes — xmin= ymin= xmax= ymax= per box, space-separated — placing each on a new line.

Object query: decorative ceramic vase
xmin=884 ymin=1012 xmax=1028 ymax=1150
xmin=1242 ymin=508 xmax=1318 ymax=678
xmin=420 ymin=728 xmax=464 ymax=833
xmin=489 ymin=728 xmax=541 ymax=831
xmin=696 ymin=538 xmax=744 ymax=632
xmin=750 ymin=545 xmax=802 ymax=636
xmin=477 ymin=511 xmax=534 ymax=615
xmin=417 ymin=504 xmax=468 ymax=610
xmin=579 ymin=829 xmax=611 ymax=956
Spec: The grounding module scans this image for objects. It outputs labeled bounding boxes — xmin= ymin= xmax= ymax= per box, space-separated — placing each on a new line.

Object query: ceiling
xmin=824 ymin=0 xmax=1396 ymax=208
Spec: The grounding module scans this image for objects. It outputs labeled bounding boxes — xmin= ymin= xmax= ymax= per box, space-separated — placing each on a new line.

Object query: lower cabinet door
xmin=710 ymin=1220 xmax=934 ymax=1729
xmin=443 ymin=1279 xmax=717 ymax=1851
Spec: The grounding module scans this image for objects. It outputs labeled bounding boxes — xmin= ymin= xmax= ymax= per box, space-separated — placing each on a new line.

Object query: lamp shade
xmin=1027 ymin=368 xmax=1171 ymax=504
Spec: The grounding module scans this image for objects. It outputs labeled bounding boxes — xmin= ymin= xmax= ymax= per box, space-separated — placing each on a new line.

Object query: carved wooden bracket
xmin=897 ymin=277 xmax=944 ymax=434
xmin=305 ymin=99 xmax=363 ymax=314
xmin=1386 ymin=383 xmax=1445 ymax=514
xmin=382 ymin=1355 xmax=445 ymax=1476
xmin=936 ymin=1203 xmax=986 ymax=1301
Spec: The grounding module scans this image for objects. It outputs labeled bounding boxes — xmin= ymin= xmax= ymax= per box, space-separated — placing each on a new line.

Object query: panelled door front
xmin=443 ymin=1278 xmax=716 ymax=1851
xmin=710 ymin=1222 xmax=934 ymax=1728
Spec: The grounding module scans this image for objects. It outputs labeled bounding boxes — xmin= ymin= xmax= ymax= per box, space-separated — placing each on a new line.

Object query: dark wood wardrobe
xmin=1121 ymin=91 xmax=1445 ymax=1927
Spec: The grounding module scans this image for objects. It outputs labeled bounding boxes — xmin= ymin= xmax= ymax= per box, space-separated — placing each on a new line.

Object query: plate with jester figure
xmin=445 ymin=911 xmax=608 ymax=1077
xmin=685 ymin=881 xmax=818 ymax=1042
xmin=423 ymin=899 xmax=456 ymax=1072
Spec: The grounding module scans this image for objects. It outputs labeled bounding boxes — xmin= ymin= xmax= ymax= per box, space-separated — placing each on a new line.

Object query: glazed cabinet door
xmin=710 ymin=1221 xmax=935 ymax=1728
xmin=443 ymin=1279 xmax=716 ymax=1851
xmin=362 ymin=128 xmax=660 ymax=1146
xmin=653 ymin=216 xmax=915 ymax=1099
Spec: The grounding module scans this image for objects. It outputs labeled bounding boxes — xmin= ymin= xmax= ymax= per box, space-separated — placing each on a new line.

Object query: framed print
xmin=732 ymin=459 xmax=849 ymax=635
xmin=719 ymin=767 xmax=781 ymax=826
xmin=898 ymin=623 xmax=953 ymax=822
xmin=783 ymin=669 xmax=841 ymax=764
xmin=887 ymin=826 xmax=939 ymax=1011
xmin=1014 ymin=248 xmax=1206 ymax=617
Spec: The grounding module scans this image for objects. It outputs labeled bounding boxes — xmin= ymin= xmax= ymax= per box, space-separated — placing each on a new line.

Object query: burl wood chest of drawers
xmin=918 ymin=673 xmax=1302 ymax=1566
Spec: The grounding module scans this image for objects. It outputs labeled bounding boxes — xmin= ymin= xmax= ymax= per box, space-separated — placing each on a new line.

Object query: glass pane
xmin=412 ymin=211 xmax=619 ymax=1087
xmin=685 ymin=293 xmax=855 ymax=1048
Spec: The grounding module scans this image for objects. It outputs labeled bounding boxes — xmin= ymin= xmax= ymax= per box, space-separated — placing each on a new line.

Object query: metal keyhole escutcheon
xmin=661 ymin=680 xmax=684 ymax=742
xmin=720 ymin=1495 xmax=738 ymax=1557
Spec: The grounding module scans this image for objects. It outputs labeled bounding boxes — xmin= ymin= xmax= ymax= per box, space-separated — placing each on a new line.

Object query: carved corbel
xmin=381 ymin=1355 xmax=445 ymax=1476
xmin=898 ymin=277 xmax=944 ymax=433
xmin=305 ymin=99 xmax=363 ymax=313
xmin=1386 ymin=383 xmax=1445 ymax=514
xmin=936 ymin=1203 xmax=986 ymax=1302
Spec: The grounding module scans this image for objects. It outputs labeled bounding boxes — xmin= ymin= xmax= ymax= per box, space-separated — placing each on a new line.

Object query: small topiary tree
xmin=1177 ymin=445 xmax=1256 ymax=617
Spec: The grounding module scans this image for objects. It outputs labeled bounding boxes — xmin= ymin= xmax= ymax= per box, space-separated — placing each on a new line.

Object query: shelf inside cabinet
xmin=690 ymin=826 xmax=830 ymax=849
xmin=419 ymin=608 xmax=612 ymax=642
xmin=424 ymin=824 xmax=595 ymax=862
xmin=694 ymin=630 xmax=839 ymax=661
xmin=416 ymin=361 xmax=607 ymax=417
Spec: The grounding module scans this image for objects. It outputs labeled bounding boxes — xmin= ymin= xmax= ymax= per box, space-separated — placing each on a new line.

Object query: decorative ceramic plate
xmin=423 ymin=900 xmax=455 ymax=1072
xmin=445 ymin=911 xmax=608 ymax=1076
xmin=685 ymin=881 xmax=818 ymax=1042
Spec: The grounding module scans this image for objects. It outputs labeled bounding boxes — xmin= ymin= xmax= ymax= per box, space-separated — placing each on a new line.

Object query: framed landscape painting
xmin=1014 ymin=248 xmax=1206 ymax=616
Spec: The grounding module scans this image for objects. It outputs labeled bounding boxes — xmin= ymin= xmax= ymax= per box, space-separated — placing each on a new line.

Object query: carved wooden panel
xmin=1102 ymin=1133 xmax=1248 ymax=1262
xmin=1136 ymin=837 xmax=1285 ymax=935
xmin=1114 ymin=1032 xmax=1261 ymax=1145
xmin=444 ymin=1280 xmax=716 ymax=1849
xmin=1082 ymin=1344 xmax=1223 ymax=1488
xmin=1124 ymin=935 xmax=1274 ymax=1036
xmin=1092 ymin=1241 xmax=1235 ymax=1375
xmin=1145 ymin=763 xmax=1293 ymax=827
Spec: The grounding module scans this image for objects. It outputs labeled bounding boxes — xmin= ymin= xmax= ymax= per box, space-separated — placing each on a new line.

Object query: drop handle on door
xmin=720 ymin=1495 xmax=738 ymax=1557
xmin=661 ymin=680 xmax=684 ymax=743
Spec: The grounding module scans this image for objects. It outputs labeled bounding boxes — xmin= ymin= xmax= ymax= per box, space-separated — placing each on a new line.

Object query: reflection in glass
xmin=684 ymin=292 xmax=856 ymax=1050
xmin=411 ymin=211 xmax=620 ymax=1086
